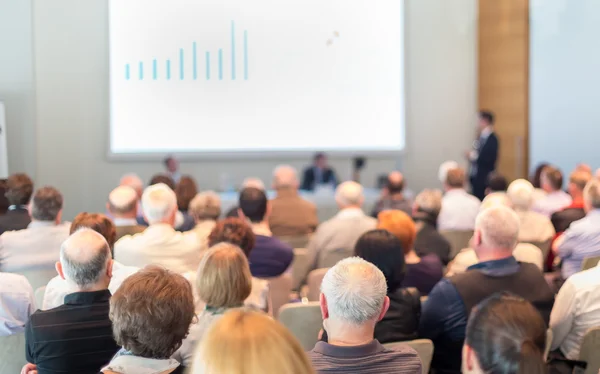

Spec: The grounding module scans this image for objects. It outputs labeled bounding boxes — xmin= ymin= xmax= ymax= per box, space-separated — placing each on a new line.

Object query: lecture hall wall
xmin=0 ymin=0 xmax=477 ymax=219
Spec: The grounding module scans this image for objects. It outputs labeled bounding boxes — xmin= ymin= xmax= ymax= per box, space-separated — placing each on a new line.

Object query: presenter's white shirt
xmin=438 ymin=189 xmax=481 ymax=231
xmin=114 ymin=223 xmax=201 ymax=274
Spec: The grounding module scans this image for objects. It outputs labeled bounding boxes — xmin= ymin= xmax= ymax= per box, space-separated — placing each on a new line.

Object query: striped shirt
xmin=307 ymin=340 xmax=422 ymax=374
xmin=558 ymin=209 xmax=600 ymax=279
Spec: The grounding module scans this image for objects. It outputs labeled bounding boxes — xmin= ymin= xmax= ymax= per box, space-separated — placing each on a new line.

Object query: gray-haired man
xmin=308 ymin=257 xmax=422 ymax=374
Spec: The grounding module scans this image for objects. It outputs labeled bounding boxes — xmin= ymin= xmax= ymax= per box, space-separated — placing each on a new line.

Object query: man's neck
xmin=276 ymin=188 xmax=298 ymax=198
xmin=389 ymin=192 xmax=404 ymax=201
xmin=251 ymin=221 xmax=271 ymax=236
xmin=73 ymin=282 xmax=109 ymax=293
xmin=326 ymin=323 xmax=375 ymax=347
xmin=475 ymin=248 xmax=513 ymax=263
xmin=571 ymin=192 xmax=584 ymax=204
xmin=31 ymin=219 xmax=57 ymax=226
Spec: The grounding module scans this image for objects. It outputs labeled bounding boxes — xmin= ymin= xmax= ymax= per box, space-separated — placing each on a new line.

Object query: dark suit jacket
xmin=301 ymin=167 xmax=338 ymax=191
xmin=0 ymin=208 xmax=31 ymax=235
xmin=473 ymin=132 xmax=499 ymax=180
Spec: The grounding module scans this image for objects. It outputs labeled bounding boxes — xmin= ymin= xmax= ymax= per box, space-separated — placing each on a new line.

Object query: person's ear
xmin=319 ymin=293 xmax=329 ymax=320
xmin=463 ymin=344 xmax=475 ymax=372
xmin=473 ymin=230 xmax=482 ymax=248
xmin=378 ymin=296 xmax=390 ymax=321
xmin=56 ymin=210 xmax=63 ymax=224
xmin=237 ymin=208 xmax=246 ymax=220
xmin=106 ymin=259 xmax=114 ymax=279
xmin=56 ymin=262 xmax=65 ymax=280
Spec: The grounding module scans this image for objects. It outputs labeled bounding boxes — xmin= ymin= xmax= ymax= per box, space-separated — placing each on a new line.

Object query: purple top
xmin=248 ymin=235 xmax=294 ymax=278
xmin=403 ymin=254 xmax=444 ymax=295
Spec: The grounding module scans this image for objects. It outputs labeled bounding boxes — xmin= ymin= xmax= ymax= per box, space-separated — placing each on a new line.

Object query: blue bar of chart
xmin=124 ymin=21 xmax=248 ymax=82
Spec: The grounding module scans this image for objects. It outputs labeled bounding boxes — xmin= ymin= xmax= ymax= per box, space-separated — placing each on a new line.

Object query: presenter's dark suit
xmin=301 ymin=167 xmax=338 ymax=191
xmin=470 ymin=132 xmax=499 ymax=200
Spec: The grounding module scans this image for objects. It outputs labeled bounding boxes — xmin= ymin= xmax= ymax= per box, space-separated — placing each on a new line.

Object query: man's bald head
xmin=59 ymin=228 xmax=112 ymax=289
xmin=387 ymin=171 xmax=404 ymax=194
xmin=273 ymin=165 xmax=299 ymax=190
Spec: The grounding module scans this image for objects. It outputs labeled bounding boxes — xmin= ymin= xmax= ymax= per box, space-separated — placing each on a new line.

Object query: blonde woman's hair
xmin=196 ymin=243 xmax=252 ymax=308
xmin=191 ymin=309 xmax=315 ymax=374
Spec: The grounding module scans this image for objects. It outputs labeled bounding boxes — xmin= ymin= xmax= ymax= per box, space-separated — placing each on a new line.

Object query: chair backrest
xmin=440 ymin=230 xmax=474 ymax=260
xmin=278 ymin=302 xmax=323 ymax=351
xmin=307 ymin=268 xmax=329 ymax=301
xmin=523 ymin=239 xmax=552 ymax=264
xmin=544 ymin=328 xmax=553 ymax=362
xmin=578 ymin=327 xmax=600 ymax=374
xmin=581 ymin=256 xmax=600 ymax=272
xmin=17 ymin=268 xmax=58 ymax=291
xmin=0 ymin=333 xmax=27 ymax=374
xmin=263 ymin=273 xmax=293 ymax=318
xmin=384 ymin=339 xmax=434 ymax=374
xmin=291 ymin=248 xmax=310 ymax=291
xmin=35 ymin=286 xmax=46 ymax=310
xmin=278 ymin=235 xmax=312 ymax=249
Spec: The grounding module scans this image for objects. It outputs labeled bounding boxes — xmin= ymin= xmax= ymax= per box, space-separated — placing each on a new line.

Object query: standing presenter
xmin=467 ymin=110 xmax=499 ymax=200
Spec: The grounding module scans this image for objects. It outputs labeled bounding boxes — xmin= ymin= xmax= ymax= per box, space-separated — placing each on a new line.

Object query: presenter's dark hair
xmin=465 ymin=293 xmax=547 ymax=374
xmin=479 ymin=110 xmax=495 ymax=125
xmin=354 ymin=229 xmax=405 ymax=292
xmin=314 ymin=152 xmax=326 ymax=162
xmin=163 ymin=155 xmax=174 ymax=167
xmin=238 ymin=187 xmax=268 ymax=223
xmin=487 ymin=172 xmax=508 ymax=192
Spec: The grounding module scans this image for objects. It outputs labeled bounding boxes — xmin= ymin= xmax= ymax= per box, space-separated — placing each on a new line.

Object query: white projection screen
xmin=108 ymin=0 xmax=405 ymax=157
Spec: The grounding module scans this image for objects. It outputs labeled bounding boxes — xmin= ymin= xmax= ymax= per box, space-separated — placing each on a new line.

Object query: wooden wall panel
xmin=478 ymin=0 xmax=529 ymax=181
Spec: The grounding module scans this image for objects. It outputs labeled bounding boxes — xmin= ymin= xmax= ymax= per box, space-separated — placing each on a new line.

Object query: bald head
xmin=273 ymin=165 xmax=299 ymax=190
xmin=59 ymin=228 xmax=112 ymax=289
xmin=241 ymin=177 xmax=265 ymax=191
xmin=387 ymin=171 xmax=404 ymax=194
xmin=108 ymin=185 xmax=138 ymax=217
xmin=335 ymin=181 xmax=364 ymax=209
xmin=120 ymin=173 xmax=144 ymax=199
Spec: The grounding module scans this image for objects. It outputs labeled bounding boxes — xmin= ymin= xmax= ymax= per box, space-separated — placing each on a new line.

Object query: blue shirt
xmin=558 ymin=209 xmax=600 ymax=279
xmin=249 ymin=235 xmax=294 ymax=278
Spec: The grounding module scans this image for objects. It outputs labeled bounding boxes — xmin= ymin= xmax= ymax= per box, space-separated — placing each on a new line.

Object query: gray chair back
xmin=581 ymin=256 xmax=600 ymax=272
xmin=278 ymin=302 xmax=323 ymax=351
xmin=262 ymin=273 xmax=293 ymax=318
xmin=440 ymin=230 xmax=474 ymax=260
xmin=35 ymin=286 xmax=46 ymax=310
xmin=523 ymin=239 xmax=552 ymax=264
xmin=0 ymin=333 xmax=27 ymax=374
xmin=307 ymin=268 xmax=329 ymax=301
xmin=291 ymin=248 xmax=310 ymax=291
xmin=384 ymin=339 xmax=434 ymax=374
xmin=579 ymin=327 xmax=600 ymax=374
xmin=18 ymin=268 xmax=57 ymax=291
xmin=278 ymin=235 xmax=312 ymax=249
xmin=319 ymin=249 xmax=352 ymax=269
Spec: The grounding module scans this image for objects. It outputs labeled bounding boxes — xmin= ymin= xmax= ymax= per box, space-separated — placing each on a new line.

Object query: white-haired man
xmin=438 ymin=167 xmax=481 ymax=231
xmin=107 ymin=185 xmax=146 ymax=240
xmin=23 ymin=229 xmax=119 ymax=373
xmin=306 ymin=181 xmax=376 ymax=272
xmin=420 ymin=205 xmax=554 ymax=374
xmin=308 ymin=257 xmax=421 ymax=373
xmin=114 ymin=183 xmax=201 ymax=274
xmin=507 ymin=179 xmax=555 ymax=244
xmin=0 ymin=186 xmax=71 ymax=289
xmin=269 ymin=165 xmax=318 ymax=237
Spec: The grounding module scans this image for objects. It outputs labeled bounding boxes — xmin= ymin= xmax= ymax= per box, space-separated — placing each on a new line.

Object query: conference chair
xmin=440 ymin=230 xmax=474 ymax=260
xmin=0 ymin=333 xmax=27 ymax=374
xmin=35 ymin=286 xmax=46 ymax=310
xmin=278 ymin=235 xmax=312 ymax=250
xmin=291 ymin=248 xmax=310 ymax=291
xmin=581 ymin=256 xmax=600 ymax=271
xmin=384 ymin=339 xmax=434 ymax=374
xmin=544 ymin=329 xmax=553 ymax=362
xmin=18 ymin=268 xmax=57 ymax=292
xmin=306 ymin=268 xmax=329 ymax=301
xmin=523 ymin=239 xmax=552 ymax=266
xmin=278 ymin=302 xmax=322 ymax=351
xmin=579 ymin=327 xmax=600 ymax=374
xmin=263 ymin=273 xmax=293 ymax=318
xmin=319 ymin=249 xmax=352 ymax=269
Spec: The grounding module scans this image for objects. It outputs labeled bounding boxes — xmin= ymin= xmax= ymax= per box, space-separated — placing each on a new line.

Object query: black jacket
xmin=414 ymin=217 xmax=452 ymax=265
xmin=0 ymin=208 xmax=31 ymax=235
xmin=301 ymin=167 xmax=338 ymax=191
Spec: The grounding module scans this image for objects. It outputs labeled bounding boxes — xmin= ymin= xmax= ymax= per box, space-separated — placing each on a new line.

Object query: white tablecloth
xmin=219 ymin=188 xmax=381 ymax=222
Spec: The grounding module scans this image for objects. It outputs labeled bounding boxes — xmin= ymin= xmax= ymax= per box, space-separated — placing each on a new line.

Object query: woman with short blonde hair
xmin=191 ymin=309 xmax=315 ymax=374
xmin=174 ymin=243 xmax=253 ymax=367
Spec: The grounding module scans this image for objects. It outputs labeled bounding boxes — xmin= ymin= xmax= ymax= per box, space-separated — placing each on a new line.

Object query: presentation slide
xmin=109 ymin=0 xmax=405 ymax=155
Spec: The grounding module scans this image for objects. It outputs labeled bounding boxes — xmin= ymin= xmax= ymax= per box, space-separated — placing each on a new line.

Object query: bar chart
xmin=124 ymin=21 xmax=248 ymax=82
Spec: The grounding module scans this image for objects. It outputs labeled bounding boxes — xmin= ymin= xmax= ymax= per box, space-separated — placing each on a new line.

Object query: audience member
xmin=107 ymin=185 xmax=146 ymax=240
xmin=175 ymin=243 xmax=252 ymax=366
xmin=164 ymin=155 xmax=182 ymax=184
xmin=306 ymin=181 xmax=376 ymax=271
xmin=529 ymin=162 xmax=550 ymax=203
xmin=438 ymin=161 xmax=459 ymax=185
xmin=551 ymin=170 xmax=590 ymax=234
xmin=308 ymin=257 xmax=422 ymax=374
xmin=192 ymin=309 xmax=315 ymax=374
xmin=115 ymin=183 xmax=201 ymax=274
xmin=238 ymin=187 xmax=294 ymax=278
xmin=0 ymin=179 xmax=8 ymax=215
xmin=532 ymin=165 xmax=572 ymax=217
xmin=0 ymin=187 xmax=70 ymax=288
xmin=485 ymin=172 xmax=508 ymax=196
xmin=575 ymin=163 xmax=592 ymax=174
xmin=378 ymin=210 xmax=443 ymax=295
xmin=101 ymin=266 xmax=194 ymax=374
xmin=554 ymin=178 xmax=600 ymax=279
xmin=175 ymin=175 xmax=198 ymax=212
xmin=420 ymin=205 xmax=554 ymax=374
xmin=119 ymin=173 xmax=144 ymax=200
xmin=438 ymin=167 xmax=481 ymax=231
xmin=0 ymin=173 xmax=33 ymax=234
xmin=206 ymin=217 xmax=269 ymax=311
xmin=269 ymin=165 xmax=318 ymax=237
xmin=371 ymin=171 xmax=413 ymax=218
xmin=0 ymin=272 xmax=34 ymax=336
xmin=225 ymin=177 xmax=265 ymax=218
xmin=507 ymin=179 xmax=555 ymax=243
xmin=301 ymin=152 xmax=338 ymax=191
xmin=24 ymin=229 xmax=119 ymax=373
xmin=412 ymin=189 xmax=452 ymax=264
xmin=149 ymin=173 xmax=176 ymax=190
xmin=189 ymin=191 xmax=221 ymax=252
xmin=353 ymin=230 xmax=420 ymax=342
xmin=42 ymin=213 xmax=139 ymax=310
xmin=550 ymin=257 xmax=600 ymax=363
xmin=463 ymin=293 xmax=548 ymax=374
